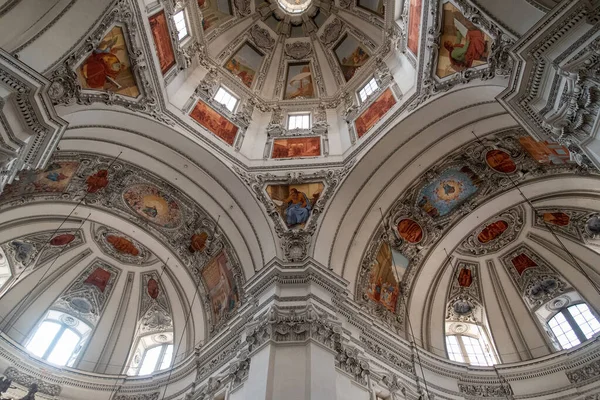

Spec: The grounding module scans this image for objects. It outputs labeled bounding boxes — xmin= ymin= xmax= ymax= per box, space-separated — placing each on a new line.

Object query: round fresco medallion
xmin=50 ymin=233 xmax=76 ymax=246
xmin=485 ymin=149 xmax=517 ymax=174
xmin=453 ymin=300 xmax=472 ymax=315
xmin=477 ymin=220 xmax=509 ymax=244
xmin=397 ymin=219 xmax=423 ymax=244
xmin=123 ymin=184 xmax=182 ymax=228
xmin=586 ymin=215 xmax=600 ymax=235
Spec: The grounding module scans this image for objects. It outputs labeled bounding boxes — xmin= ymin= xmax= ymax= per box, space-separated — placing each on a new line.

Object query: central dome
xmin=277 ymin=0 xmax=312 ymax=14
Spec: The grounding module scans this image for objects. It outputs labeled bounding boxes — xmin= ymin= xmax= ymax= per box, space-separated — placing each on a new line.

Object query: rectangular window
xmin=445 ymin=335 xmax=464 ymax=363
xmin=288 ymin=113 xmax=311 ymax=130
xmin=173 ymin=10 xmax=189 ymax=41
xmin=358 ymin=77 xmax=379 ymax=103
xmin=214 ymin=87 xmax=239 ymax=112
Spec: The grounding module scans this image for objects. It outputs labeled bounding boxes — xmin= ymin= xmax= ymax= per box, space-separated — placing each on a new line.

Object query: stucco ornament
xmin=284 ymin=41 xmax=312 ymax=60
xmin=3 ymin=367 xmax=61 ymax=397
xmin=250 ymin=25 xmax=275 ymax=51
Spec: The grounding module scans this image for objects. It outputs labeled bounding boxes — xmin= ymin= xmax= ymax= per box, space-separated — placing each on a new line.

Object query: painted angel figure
xmin=443 ymin=18 xmax=487 ymax=71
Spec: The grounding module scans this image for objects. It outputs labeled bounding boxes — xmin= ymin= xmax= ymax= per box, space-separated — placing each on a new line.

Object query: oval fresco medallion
xmin=587 ymin=215 xmax=600 ymax=235
xmin=543 ymin=212 xmax=570 ymax=227
xmin=477 ymin=220 xmax=509 ymax=244
xmin=106 ymin=235 xmax=139 ymax=256
xmin=50 ymin=233 xmax=75 ymax=246
xmin=123 ymin=184 xmax=182 ymax=228
xmin=397 ymin=219 xmax=423 ymax=244
xmin=485 ymin=149 xmax=517 ymax=174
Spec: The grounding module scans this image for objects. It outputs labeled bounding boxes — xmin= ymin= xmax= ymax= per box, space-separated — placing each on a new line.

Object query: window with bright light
xmin=25 ymin=310 xmax=91 ymax=367
xmin=548 ymin=303 xmax=600 ymax=350
xmin=173 ymin=10 xmax=189 ymax=41
xmin=214 ymin=87 xmax=239 ymax=112
xmin=358 ymin=77 xmax=379 ymax=103
xmin=288 ymin=113 xmax=311 ymax=130
xmin=138 ymin=344 xmax=174 ymax=375
xmin=445 ymin=334 xmax=496 ymax=366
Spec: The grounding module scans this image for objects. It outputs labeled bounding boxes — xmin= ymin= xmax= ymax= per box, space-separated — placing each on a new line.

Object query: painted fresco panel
xmin=519 ymin=137 xmax=571 ymax=165
xmin=366 ymin=243 xmax=406 ymax=312
xmin=76 ymin=26 xmax=140 ymax=97
xmin=543 ymin=212 xmax=570 ymax=227
xmin=1 ymin=162 xmax=79 ymax=199
xmin=417 ymin=166 xmax=482 ymax=218
xmin=271 ymin=137 xmax=321 ymax=159
xmin=202 ymin=252 xmax=240 ymax=325
xmin=397 ymin=219 xmax=423 ymax=244
xmin=224 ymin=43 xmax=264 ymax=87
xmin=334 ymin=35 xmax=370 ymax=82
xmin=477 ymin=220 xmax=508 ymax=243
xmin=123 ymin=184 xmax=182 ymax=229
xmin=190 ymin=101 xmax=239 ymax=146
xmin=407 ymin=0 xmax=422 ymax=55
xmin=149 ymin=11 xmax=176 ymax=75
xmin=355 ymin=88 xmax=396 ymax=138
xmin=284 ymin=62 xmax=315 ymax=100
xmin=511 ymin=253 xmax=537 ymax=276
xmin=266 ymin=183 xmax=323 ymax=228
xmin=84 ymin=267 xmax=112 ymax=292
xmin=436 ymin=2 xmax=490 ymax=78
xmin=486 ymin=150 xmax=516 ymax=173
xmin=199 ymin=0 xmax=233 ymax=31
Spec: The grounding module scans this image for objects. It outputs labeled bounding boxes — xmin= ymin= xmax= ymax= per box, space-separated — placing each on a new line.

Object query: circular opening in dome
xmin=277 ymin=0 xmax=312 ymax=14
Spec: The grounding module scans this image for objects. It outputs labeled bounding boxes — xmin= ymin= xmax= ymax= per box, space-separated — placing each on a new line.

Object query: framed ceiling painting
xmin=271 ymin=137 xmax=321 ymax=159
xmin=224 ymin=42 xmax=265 ymax=88
xmin=354 ymin=88 xmax=397 ymax=138
xmin=190 ymin=100 xmax=239 ymax=146
xmin=407 ymin=0 xmax=423 ymax=56
xmin=357 ymin=0 xmax=384 ymax=16
xmin=333 ymin=34 xmax=370 ymax=82
xmin=148 ymin=11 xmax=176 ymax=75
xmin=284 ymin=62 xmax=316 ymax=100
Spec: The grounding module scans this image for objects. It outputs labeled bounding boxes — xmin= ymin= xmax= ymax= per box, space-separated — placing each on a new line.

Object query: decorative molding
xmin=284 ymin=41 xmax=312 ymax=60
xmin=114 ymin=393 xmax=160 ymax=400
xmin=567 ymin=358 xmax=600 ymax=383
xmin=458 ymin=382 xmax=513 ymax=398
xmin=3 ymin=367 xmax=61 ymax=396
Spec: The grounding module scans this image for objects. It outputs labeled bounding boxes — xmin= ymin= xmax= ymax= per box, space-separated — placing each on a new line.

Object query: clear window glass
xmin=173 ymin=10 xmax=189 ymax=41
xmin=25 ymin=312 xmax=91 ymax=367
xmin=358 ymin=77 xmax=379 ymax=103
xmin=445 ymin=335 xmax=464 ymax=363
xmin=138 ymin=344 xmax=174 ymax=375
xmin=288 ymin=113 xmax=311 ymax=130
xmin=214 ymin=87 xmax=239 ymax=112
xmin=159 ymin=344 xmax=174 ymax=370
xmin=445 ymin=334 xmax=496 ymax=366
xmin=548 ymin=303 xmax=600 ymax=350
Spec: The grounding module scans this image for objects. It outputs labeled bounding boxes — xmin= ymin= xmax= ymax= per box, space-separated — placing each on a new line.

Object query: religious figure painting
xmin=477 ymin=220 xmax=509 ymax=244
xmin=518 ymin=137 xmax=571 ymax=165
xmin=457 ymin=267 xmax=472 ymax=287
xmin=50 ymin=234 xmax=76 ymax=246
xmin=149 ymin=11 xmax=176 ymax=75
xmin=266 ymin=183 xmax=323 ymax=228
xmin=436 ymin=2 xmax=490 ymax=79
xmin=224 ymin=43 xmax=264 ymax=88
xmin=86 ymin=170 xmax=109 ymax=193
xmin=202 ymin=252 xmax=240 ymax=325
xmin=1 ymin=162 xmax=79 ymax=199
xmin=486 ymin=150 xmax=517 ymax=174
xmin=511 ymin=253 xmax=537 ymax=276
xmin=355 ymin=88 xmax=397 ymax=138
xmin=271 ymin=137 xmax=321 ymax=159
xmin=407 ymin=0 xmax=423 ymax=55
xmin=334 ymin=35 xmax=370 ymax=82
xmin=147 ymin=278 xmax=160 ymax=299
xmin=189 ymin=232 xmax=208 ymax=253
xmin=123 ymin=184 xmax=182 ymax=229
xmin=284 ymin=62 xmax=315 ymax=100
xmin=106 ymin=235 xmax=140 ymax=256
xmin=366 ymin=243 xmax=408 ymax=312
xmin=84 ymin=267 xmax=112 ymax=292
xmin=190 ymin=101 xmax=239 ymax=146
xmin=76 ymin=26 xmax=140 ymax=97
xmin=198 ymin=0 xmax=233 ymax=31
xmin=543 ymin=212 xmax=570 ymax=227
xmin=357 ymin=0 xmax=384 ymax=16
xmin=417 ymin=166 xmax=482 ymax=218
xmin=397 ymin=219 xmax=423 ymax=244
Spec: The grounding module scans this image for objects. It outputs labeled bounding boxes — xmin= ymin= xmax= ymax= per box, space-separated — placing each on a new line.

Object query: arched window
xmin=126 ymin=333 xmax=174 ymax=376
xmin=547 ymin=303 xmax=600 ymax=350
xmin=445 ymin=334 xmax=496 ymax=366
xmin=25 ymin=310 xmax=91 ymax=367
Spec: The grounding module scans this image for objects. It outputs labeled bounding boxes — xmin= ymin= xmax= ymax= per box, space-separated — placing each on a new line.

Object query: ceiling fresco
xmin=0 ymin=153 xmax=246 ymax=335
xmin=356 ymin=129 xmax=598 ymax=331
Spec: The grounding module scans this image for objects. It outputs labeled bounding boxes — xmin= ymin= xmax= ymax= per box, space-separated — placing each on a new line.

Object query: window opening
xmin=548 ymin=303 xmax=600 ymax=350
xmin=358 ymin=77 xmax=379 ymax=103
xmin=173 ymin=10 xmax=189 ymax=41
xmin=288 ymin=113 xmax=311 ymax=130
xmin=214 ymin=87 xmax=239 ymax=112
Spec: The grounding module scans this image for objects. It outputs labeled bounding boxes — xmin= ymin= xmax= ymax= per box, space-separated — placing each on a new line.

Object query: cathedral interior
xmin=0 ymin=0 xmax=600 ymax=399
